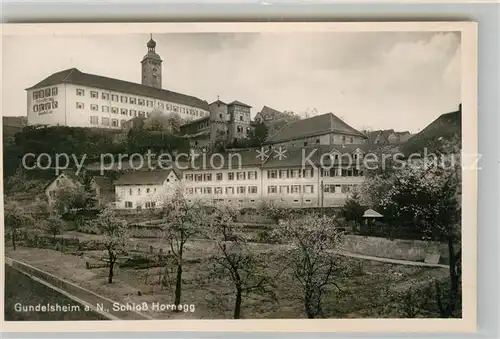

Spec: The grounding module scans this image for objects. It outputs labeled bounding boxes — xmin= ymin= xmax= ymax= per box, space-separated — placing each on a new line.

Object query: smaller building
xmin=227 ymin=100 xmax=252 ymax=143
xmin=114 ymin=169 xmax=180 ymax=210
xmin=265 ymin=112 xmax=367 ymax=149
xmin=366 ymin=129 xmax=412 ymax=145
xmin=254 ymin=106 xmax=300 ymax=137
xmin=92 ymin=176 xmax=115 ymax=205
xmin=44 ymin=170 xmax=81 ymax=205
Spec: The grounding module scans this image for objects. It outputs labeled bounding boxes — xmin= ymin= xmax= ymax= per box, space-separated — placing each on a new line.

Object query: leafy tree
xmin=80 ymin=171 xmax=98 ymax=209
xmin=273 ymin=213 xmax=345 ymax=318
xmin=53 ymin=184 xmax=89 ymax=215
xmin=249 ymin=123 xmax=268 ymax=147
xmin=144 ymin=109 xmax=182 ymax=134
xmin=161 ymin=192 xmax=205 ymax=306
xmin=258 ymin=200 xmax=292 ymax=225
xmin=340 ymin=190 xmax=365 ymax=231
xmin=206 ymin=202 xmax=273 ymax=319
xmin=379 ymin=160 xmax=461 ymax=317
xmin=92 ymin=207 xmax=129 ymax=283
xmin=43 ymin=213 xmax=66 ymax=240
xmin=4 ymin=201 xmax=33 ymax=250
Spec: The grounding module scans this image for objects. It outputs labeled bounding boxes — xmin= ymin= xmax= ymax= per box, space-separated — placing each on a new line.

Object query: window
xmin=102 ymin=117 xmax=110 ymax=126
xmin=102 ymin=106 xmax=110 ymax=113
xmin=33 ymin=92 xmax=39 ymax=100
xmin=342 ymin=135 xmax=346 ymax=143
xmin=39 ymin=90 xmax=45 ymax=99
xmin=111 ymin=94 xmax=119 ymax=102
xmin=279 ymin=185 xmax=289 ymax=194
xmin=138 ymin=111 xmax=145 ymax=117
xmin=237 ymin=172 xmax=246 ymax=180
xmin=215 ymin=187 xmax=223 ymax=195
xmin=316 ymin=138 xmax=320 ymax=144
xmin=249 ymin=186 xmax=258 ymax=194
xmin=204 ymin=174 xmax=212 ymax=181
xmin=303 ymin=185 xmax=314 ymax=194
xmin=203 ymin=187 xmax=212 ymax=194
xmin=267 ymin=186 xmax=277 ymax=194
xmin=146 ymin=188 xmax=151 ymax=193
xmin=185 ymin=174 xmax=193 ymax=181
xmin=279 ymin=169 xmax=288 ymax=179
xmin=111 ymin=107 xmax=118 ymax=114
xmin=44 ymin=103 xmax=51 ymax=110
xmin=52 ymin=87 xmax=58 ymax=96
xmin=90 ymin=116 xmax=99 ymax=125
xmin=111 ymin=119 xmax=119 ymax=127
xmin=237 ymin=186 xmax=246 ymax=194
xmin=137 ymin=188 xmax=141 ymax=195
xmin=121 ymin=96 xmax=128 ymax=103
xmin=121 ymin=108 xmax=128 ymax=115
xmin=226 ymin=187 xmax=234 ymax=195
xmin=138 ymin=99 xmax=145 ymax=106
xmin=158 ymin=102 xmax=165 ymax=109
xmin=291 ymin=185 xmax=301 ymax=194
xmin=267 ymin=170 xmax=277 ymax=179
xmin=125 ymin=201 xmax=133 ymax=208
xmin=90 ymin=91 xmax=98 ymax=99
xmin=121 ymin=119 xmax=127 ymax=127
xmin=304 ymin=141 xmax=308 ymax=146
xmin=186 ymin=187 xmax=194 ymax=195
xmin=90 ymin=104 xmax=98 ymax=111
xmin=76 ymin=88 xmax=85 ymax=96
xmin=216 ymin=173 xmax=223 ymax=181
xmin=240 ymin=115 xmax=243 ymax=121
xmin=247 ymin=171 xmax=257 ymax=180
xmin=146 ymin=100 xmax=153 ymax=107
xmin=130 ymin=109 xmax=137 ymax=117
xmin=349 ymin=137 xmax=354 ymax=143
xmin=52 ymin=101 xmax=58 ymax=109
xmin=228 ymin=172 xmax=235 ymax=181
xmin=195 ymin=174 xmax=203 ymax=182
xmin=102 ymin=93 xmax=110 ymax=100
xmin=129 ymin=97 xmax=136 ymax=104
xmin=33 ymin=105 xmax=39 ymax=112
xmin=76 ymin=102 xmax=84 ymax=109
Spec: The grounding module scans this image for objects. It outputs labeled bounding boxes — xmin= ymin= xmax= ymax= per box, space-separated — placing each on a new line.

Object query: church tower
xmin=141 ymin=34 xmax=162 ymax=89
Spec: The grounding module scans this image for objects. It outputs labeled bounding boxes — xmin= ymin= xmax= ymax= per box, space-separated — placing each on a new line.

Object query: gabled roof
xmin=185 ymin=150 xmax=262 ymax=170
xmin=265 ymin=113 xmax=366 ymax=144
xmin=256 ymin=106 xmax=283 ymax=120
xmin=210 ymin=100 xmax=227 ymax=106
xmin=228 ymin=100 xmax=252 ymax=108
xmin=26 ymin=68 xmax=209 ymax=111
xmin=93 ymin=176 xmax=114 ymax=192
xmin=115 ymin=169 xmax=178 ymax=186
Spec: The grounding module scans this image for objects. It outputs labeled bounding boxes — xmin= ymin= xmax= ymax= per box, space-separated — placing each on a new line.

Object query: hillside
xmin=400 ymin=105 xmax=461 ymax=156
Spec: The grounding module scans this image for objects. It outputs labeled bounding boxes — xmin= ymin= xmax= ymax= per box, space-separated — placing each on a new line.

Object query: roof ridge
xmin=62 ymin=68 xmax=78 ymax=82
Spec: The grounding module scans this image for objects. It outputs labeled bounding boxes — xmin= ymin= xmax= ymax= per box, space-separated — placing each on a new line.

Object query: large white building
xmin=26 ymin=37 xmax=210 ymax=129
xmin=109 ymin=145 xmax=369 ymax=210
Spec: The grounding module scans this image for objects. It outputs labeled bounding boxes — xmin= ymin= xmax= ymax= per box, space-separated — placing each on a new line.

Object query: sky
xmin=2 ymin=31 xmax=461 ymax=133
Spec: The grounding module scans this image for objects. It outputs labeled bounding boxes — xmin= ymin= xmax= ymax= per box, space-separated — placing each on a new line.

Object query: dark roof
xmin=114 ymin=169 xmax=178 ymax=186
xmin=228 ymin=100 xmax=252 ymax=108
xmin=401 ymin=106 xmax=461 ymax=155
xmin=93 ymin=176 xmax=114 ymax=192
xmin=265 ymin=113 xmax=366 ymax=144
xmin=26 ymin=68 xmax=209 ymax=111
xmin=185 ymin=150 xmax=262 ymax=170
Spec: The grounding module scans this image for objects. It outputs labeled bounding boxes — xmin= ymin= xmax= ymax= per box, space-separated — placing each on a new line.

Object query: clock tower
xmin=141 ymin=34 xmax=162 ymax=89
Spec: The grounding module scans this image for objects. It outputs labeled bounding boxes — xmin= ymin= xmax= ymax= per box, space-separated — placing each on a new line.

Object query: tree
xmin=273 ymin=213 xmax=345 ymax=318
xmin=92 ymin=207 xmax=129 ymax=283
xmin=4 ymin=201 xmax=33 ymax=250
xmin=161 ymin=192 xmax=205 ymax=306
xmin=206 ymin=202 xmax=273 ymax=319
xmin=379 ymin=159 xmax=461 ymax=317
xmin=53 ymin=184 xmax=89 ymax=215
xmin=249 ymin=123 xmax=268 ymax=147
xmin=258 ymin=199 xmax=292 ymax=225
xmin=340 ymin=190 xmax=365 ymax=232
xmin=144 ymin=109 xmax=182 ymax=133
xmin=81 ymin=171 xmax=98 ymax=209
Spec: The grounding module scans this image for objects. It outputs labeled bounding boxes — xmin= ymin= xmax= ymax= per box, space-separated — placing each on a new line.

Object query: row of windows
xmin=320 ymin=168 xmax=364 ymax=177
xmin=75 ymin=88 xmax=209 ymax=118
xmin=267 ymin=169 xmax=314 ymax=179
xmin=76 ymin=102 xmax=150 ymax=118
xmin=267 ymin=185 xmax=315 ymax=194
xmin=89 ymin=116 xmax=126 ymax=127
xmin=124 ymin=201 xmax=156 ymax=209
xmin=32 ymin=87 xmax=58 ymax=100
xmin=33 ymin=101 xmax=58 ymax=111
xmin=323 ymin=184 xmax=360 ymax=194
xmin=184 ymin=171 xmax=259 ymax=182
xmin=186 ymin=186 xmax=259 ymax=195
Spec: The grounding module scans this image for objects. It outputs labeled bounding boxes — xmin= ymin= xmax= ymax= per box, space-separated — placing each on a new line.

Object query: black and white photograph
xmin=1 ymin=22 xmax=477 ymax=332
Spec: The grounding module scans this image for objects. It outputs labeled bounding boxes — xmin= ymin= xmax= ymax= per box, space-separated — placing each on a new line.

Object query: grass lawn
xmin=5 ymin=234 xmax=449 ymax=319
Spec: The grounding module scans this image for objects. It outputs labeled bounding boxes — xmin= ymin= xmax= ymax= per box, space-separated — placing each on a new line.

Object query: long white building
xmin=26 ymin=37 xmax=210 ymax=129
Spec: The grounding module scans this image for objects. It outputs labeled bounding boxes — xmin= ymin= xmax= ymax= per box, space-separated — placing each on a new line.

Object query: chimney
xmin=459 ymin=103 xmax=462 ymax=112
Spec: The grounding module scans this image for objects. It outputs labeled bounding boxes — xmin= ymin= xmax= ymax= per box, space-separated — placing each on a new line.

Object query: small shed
xmin=362 ymin=209 xmax=383 ymax=233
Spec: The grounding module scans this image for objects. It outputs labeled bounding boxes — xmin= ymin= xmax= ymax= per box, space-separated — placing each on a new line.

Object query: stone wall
xmin=340 ymin=235 xmax=450 ymax=264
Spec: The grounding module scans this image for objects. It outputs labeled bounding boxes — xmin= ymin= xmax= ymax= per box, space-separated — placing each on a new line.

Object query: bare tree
xmin=92 ymin=207 xmax=129 ymax=283
xmin=273 ymin=213 xmax=345 ymax=318
xmin=161 ymin=192 xmax=205 ymax=307
xmin=206 ymin=202 xmax=274 ymax=319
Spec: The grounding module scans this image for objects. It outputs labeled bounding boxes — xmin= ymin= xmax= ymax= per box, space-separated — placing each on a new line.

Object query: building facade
xmin=26 ymin=37 xmax=210 ymax=129
xmin=227 ymin=101 xmax=252 ymax=143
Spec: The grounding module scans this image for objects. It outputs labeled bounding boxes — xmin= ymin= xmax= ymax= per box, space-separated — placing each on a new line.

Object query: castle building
xmin=26 ymin=36 xmax=210 ymax=129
